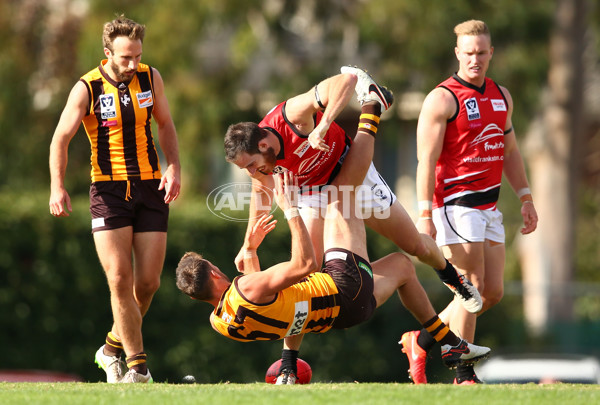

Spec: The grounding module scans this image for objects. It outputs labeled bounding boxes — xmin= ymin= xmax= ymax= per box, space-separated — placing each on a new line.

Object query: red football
xmin=265 ymin=358 xmax=312 ymax=384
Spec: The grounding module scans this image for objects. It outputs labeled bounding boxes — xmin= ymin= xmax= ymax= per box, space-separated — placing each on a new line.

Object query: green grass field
xmin=0 ymin=382 xmax=598 ymax=405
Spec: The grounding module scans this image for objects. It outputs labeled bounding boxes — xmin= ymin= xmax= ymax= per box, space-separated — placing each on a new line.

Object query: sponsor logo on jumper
xmin=297 ymin=154 xmax=321 ymax=175
xmin=286 ymin=301 xmax=309 ymax=336
xmin=136 ymin=90 xmax=154 ymax=108
xmin=484 ymin=141 xmax=504 ymax=151
xmin=491 ymin=99 xmax=507 ymax=111
xmin=294 ymin=141 xmax=311 ymax=158
xmin=102 ymin=120 xmax=118 ymax=127
xmin=463 ymin=155 xmax=503 ymax=163
xmin=295 ymin=141 xmax=336 ymax=178
xmin=470 ymin=123 xmax=504 ymax=147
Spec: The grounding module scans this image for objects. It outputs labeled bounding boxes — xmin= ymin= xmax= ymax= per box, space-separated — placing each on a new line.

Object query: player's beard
xmin=109 ymin=60 xmax=136 ymax=82
xmin=258 ymin=147 xmax=277 ymax=175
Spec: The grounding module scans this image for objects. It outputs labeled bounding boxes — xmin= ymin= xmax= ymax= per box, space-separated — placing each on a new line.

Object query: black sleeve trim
xmin=79 ymin=78 xmax=92 ymax=116
xmin=314 ymin=85 xmax=325 ymax=109
xmin=439 ymin=85 xmax=459 ymax=123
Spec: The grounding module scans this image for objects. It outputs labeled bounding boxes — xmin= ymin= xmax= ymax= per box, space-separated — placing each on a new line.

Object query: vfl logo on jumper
xmin=137 ymin=90 xmax=154 ymax=108
xmin=464 ymin=97 xmax=480 ymax=120
xmin=286 ymin=301 xmax=309 ymax=337
xmin=470 ymin=123 xmax=505 ymax=147
xmin=491 ymin=99 xmax=507 ymax=111
xmin=294 ymin=141 xmax=311 ymax=158
xmin=99 ymin=94 xmax=117 ymax=119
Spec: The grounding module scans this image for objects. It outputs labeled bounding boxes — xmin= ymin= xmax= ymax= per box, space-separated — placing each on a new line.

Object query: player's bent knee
xmin=372 ymin=252 xmax=413 ymax=279
xmin=482 ymin=288 xmax=503 ymax=309
xmin=406 ymin=240 xmax=429 ymax=259
xmin=390 ymin=252 xmax=415 ymax=282
xmin=397 ymin=252 xmax=414 ymax=269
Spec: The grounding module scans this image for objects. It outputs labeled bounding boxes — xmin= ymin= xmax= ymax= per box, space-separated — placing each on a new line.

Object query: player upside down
xmin=175 ymin=93 xmax=491 ymax=384
xmin=221 ymin=66 xmax=483 ymax=383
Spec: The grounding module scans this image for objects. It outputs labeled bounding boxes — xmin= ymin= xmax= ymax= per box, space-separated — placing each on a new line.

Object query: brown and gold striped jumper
xmin=80 ymin=60 xmax=162 ymax=182
xmin=210 ymin=273 xmax=341 ymax=341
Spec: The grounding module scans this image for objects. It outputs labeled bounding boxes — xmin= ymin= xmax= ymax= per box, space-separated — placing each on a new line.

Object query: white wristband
xmin=243 ymin=250 xmax=256 ymax=259
xmin=418 ymin=200 xmax=433 ymax=211
xmin=517 ymin=188 xmax=531 ymax=199
xmin=284 ymin=208 xmax=300 ymax=220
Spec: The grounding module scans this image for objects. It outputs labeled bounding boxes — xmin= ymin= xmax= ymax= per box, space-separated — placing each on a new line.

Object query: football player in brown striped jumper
xmin=49 ymin=15 xmax=181 ymax=384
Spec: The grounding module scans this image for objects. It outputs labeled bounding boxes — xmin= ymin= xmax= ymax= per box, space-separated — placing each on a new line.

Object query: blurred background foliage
xmin=0 ymin=0 xmax=598 ymax=383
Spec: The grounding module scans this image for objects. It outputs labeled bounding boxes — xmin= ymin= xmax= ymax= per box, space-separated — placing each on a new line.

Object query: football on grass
xmin=265 ymin=358 xmax=312 ymax=384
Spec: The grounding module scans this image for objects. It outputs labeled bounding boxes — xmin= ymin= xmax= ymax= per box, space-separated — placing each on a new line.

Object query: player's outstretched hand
xmin=273 ymin=171 xmax=299 ymax=212
xmin=247 ymin=214 xmax=277 ymax=250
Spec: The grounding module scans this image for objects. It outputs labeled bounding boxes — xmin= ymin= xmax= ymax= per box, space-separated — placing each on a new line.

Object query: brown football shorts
xmin=89 ymin=179 xmax=168 ymax=233
xmin=322 ymin=248 xmax=376 ymax=329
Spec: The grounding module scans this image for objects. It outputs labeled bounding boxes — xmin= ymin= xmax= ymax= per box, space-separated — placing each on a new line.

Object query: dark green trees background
xmin=1 ymin=0 xmax=598 ymax=383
